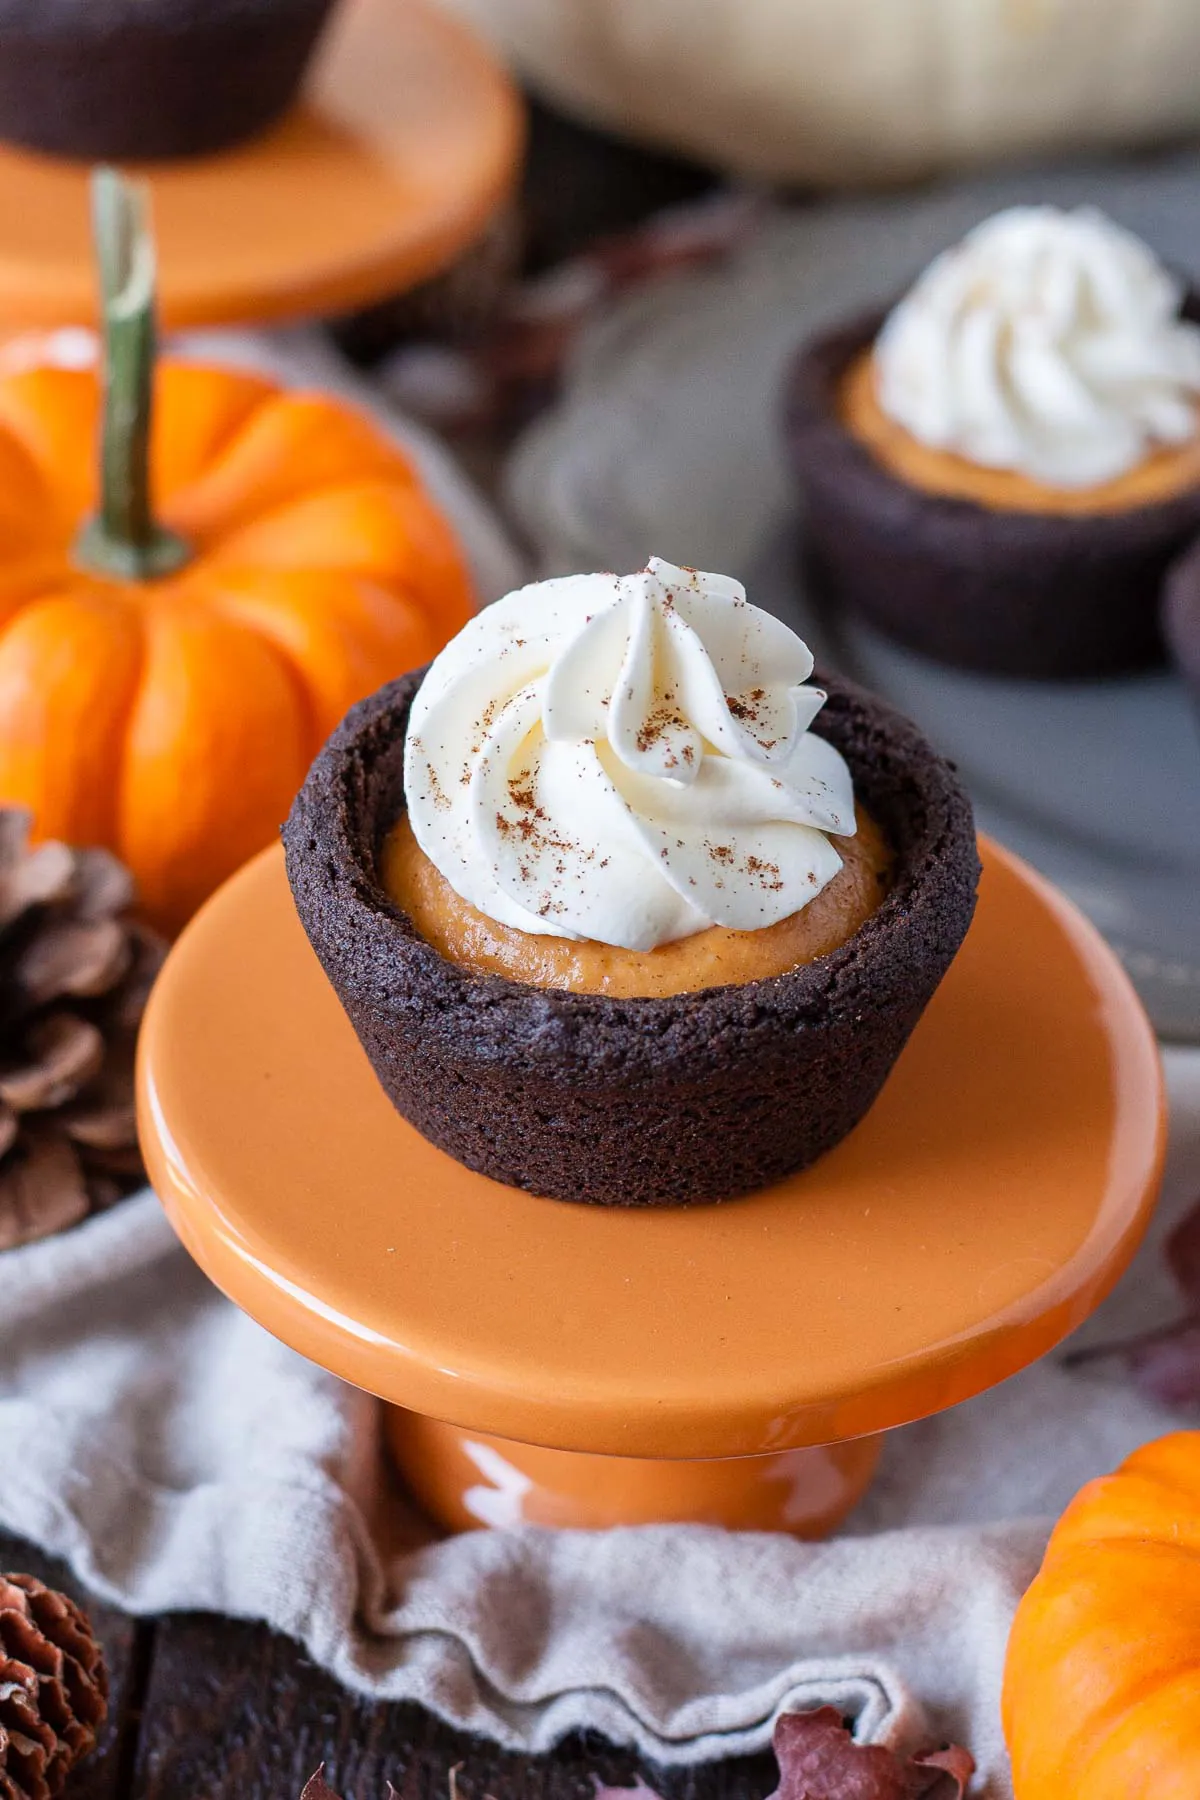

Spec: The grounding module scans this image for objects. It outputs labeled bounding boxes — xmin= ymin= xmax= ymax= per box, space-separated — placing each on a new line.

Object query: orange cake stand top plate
xmin=0 ymin=0 xmax=523 ymax=331
xmin=138 ymin=838 xmax=1165 ymax=1462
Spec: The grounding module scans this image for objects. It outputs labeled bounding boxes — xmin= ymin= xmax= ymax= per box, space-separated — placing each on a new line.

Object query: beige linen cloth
xmin=0 ymin=327 xmax=1197 ymax=1800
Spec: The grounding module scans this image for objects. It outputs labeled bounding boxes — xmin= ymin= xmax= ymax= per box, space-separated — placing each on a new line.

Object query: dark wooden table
xmin=1 ymin=1532 xmax=773 ymax=1800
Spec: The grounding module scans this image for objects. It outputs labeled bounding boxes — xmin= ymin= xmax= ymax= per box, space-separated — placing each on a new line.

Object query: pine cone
xmin=0 ymin=809 xmax=166 ymax=1252
xmin=0 ymin=1574 xmax=108 ymax=1800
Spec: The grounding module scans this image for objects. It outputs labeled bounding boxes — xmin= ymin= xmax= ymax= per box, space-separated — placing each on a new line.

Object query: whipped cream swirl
xmin=404 ymin=559 xmax=856 ymax=951
xmin=875 ymin=205 xmax=1200 ymax=488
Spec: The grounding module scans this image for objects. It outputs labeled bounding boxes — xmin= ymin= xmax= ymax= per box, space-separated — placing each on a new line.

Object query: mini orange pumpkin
xmin=1003 ymin=1430 xmax=1200 ymax=1800
xmin=0 ymin=171 xmax=473 ymax=933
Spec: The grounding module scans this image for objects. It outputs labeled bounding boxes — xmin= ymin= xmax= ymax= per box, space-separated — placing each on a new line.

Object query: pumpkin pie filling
xmin=839 ymin=349 xmax=1200 ymax=517
xmin=382 ymin=803 xmax=893 ymax=999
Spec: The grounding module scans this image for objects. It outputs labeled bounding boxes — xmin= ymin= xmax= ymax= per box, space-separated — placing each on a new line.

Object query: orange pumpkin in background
xmin=0 ymin=171 xmax=473 ymax=934
xmin=1003 ymin=1431 xmax=1200 ymax=1800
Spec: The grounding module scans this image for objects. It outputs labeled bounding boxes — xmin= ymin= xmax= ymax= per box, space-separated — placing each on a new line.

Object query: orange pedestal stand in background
xmin=137 ymin=841 xmax=1164 ymax=1537
xmin=0 ymin=0 xmax=523 ymax=331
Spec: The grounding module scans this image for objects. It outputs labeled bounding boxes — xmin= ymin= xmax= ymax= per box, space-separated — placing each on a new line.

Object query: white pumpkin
xmin=438 ymin=0 xmax=1200 ymax=187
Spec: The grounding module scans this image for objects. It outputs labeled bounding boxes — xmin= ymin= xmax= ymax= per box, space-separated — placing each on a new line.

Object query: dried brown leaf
xmin=770 ymin=1709 xmax=974 ymax=1800
xmin=387 ymin=193 xmax=763 ymax=439
xmin=1065 ymin=1190 xmax=1200 ymax=1410
xmin=1070 ymin=1319 xmax=1200 ymax=1409
xmin=300 ymin=1770 xmax=346 ymax=1800
xmin=909 ymin=1749 xmax=975 ymax=1796
xmin=0 ymin=1016 xmax=104 ymax=1113
xmin=587 ymin=1716 xmax=973 ymax=1800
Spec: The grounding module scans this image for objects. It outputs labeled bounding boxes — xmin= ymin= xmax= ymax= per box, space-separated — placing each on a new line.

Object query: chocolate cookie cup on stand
xmin=283 ymin=667 xmax=979 ymax=1208
xmin=785 ymin=304 xmax=1200 ymax=680
xmin=0 ymin=0 xmax=338 ymax=162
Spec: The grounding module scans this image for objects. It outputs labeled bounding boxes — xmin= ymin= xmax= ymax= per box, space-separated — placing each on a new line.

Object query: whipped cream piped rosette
xmin=875 ymin=206 xmax=1200 ymax=489
xmin=404 ymin=559 xmax=855 ymax=951
xmin=284 ymin=560 xmax=979 ymax=1207
xmin=786 ymin=204 xmax=1200 ymax=679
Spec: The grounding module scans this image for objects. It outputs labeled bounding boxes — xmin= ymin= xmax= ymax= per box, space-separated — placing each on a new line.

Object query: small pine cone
xmin=0 ymin=809 xmax=166 ymax=1252
xmin=0 ymin=1574 xmax=108 ymax=1800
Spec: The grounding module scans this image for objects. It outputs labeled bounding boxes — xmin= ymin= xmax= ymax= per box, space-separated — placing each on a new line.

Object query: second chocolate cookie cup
xmin=785 ymin=308 xmax=1200 ymax=680
xmin=284 ymin=668 xmax=979 ymax=1208
xmin=0 ymin=0 xmax=337 ymax=162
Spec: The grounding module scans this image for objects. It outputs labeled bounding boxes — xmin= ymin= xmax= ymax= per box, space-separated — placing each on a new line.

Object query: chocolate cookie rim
xmin=785 ymin=302 xmax=1200 ymax=550
xmin=284 ymin=664 xmax=979 ymax=1086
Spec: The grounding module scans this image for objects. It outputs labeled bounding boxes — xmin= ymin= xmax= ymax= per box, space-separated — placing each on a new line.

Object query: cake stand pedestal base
xmin=137 ymin=840 xmax=1165 ymax=1541
xmin=388 ymin=1413 xmax=882 ymax=1534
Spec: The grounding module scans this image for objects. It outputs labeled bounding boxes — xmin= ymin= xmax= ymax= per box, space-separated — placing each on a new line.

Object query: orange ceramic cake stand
xmin=0 ymin=0 xmax=523 ymax=331
xmin=137 ymin=839 xmax=1165 ymax=1537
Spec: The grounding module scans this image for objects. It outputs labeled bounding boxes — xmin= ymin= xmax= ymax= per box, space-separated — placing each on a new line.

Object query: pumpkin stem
xmin=74 ymin=167 xmax=190 ymax=583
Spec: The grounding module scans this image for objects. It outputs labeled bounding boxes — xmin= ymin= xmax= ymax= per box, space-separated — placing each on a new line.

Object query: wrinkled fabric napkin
xmin=0 ymin=1046 xmax=1196 ymax=1800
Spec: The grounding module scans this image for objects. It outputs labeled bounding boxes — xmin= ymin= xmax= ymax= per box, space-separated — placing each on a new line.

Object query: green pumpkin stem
xmin=74 ymin=167 xmax=190 ymax=582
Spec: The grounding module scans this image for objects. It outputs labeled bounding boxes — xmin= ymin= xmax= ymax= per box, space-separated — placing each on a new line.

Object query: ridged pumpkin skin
xmin=0 ymin=359 xmax=473 ymax=932
xmin=1003 ymin=1431 xmax=1200 ymax=1800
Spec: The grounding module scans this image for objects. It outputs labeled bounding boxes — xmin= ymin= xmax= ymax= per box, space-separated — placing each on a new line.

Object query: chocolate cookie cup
xmin=1163 ymin=538 xmax=1200 ymax=712
xmin=785 ymin=305 xmax=1200 ymax=680
xmin=283 ymin=667 xmax=979 ymax=1208
xmin=0 ymin=0 xmax=338 ymax=162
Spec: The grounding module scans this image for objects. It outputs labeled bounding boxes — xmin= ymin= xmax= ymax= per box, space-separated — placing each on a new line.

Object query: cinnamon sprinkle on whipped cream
xmin=403 ymin=559 xmax=856 ymax=951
